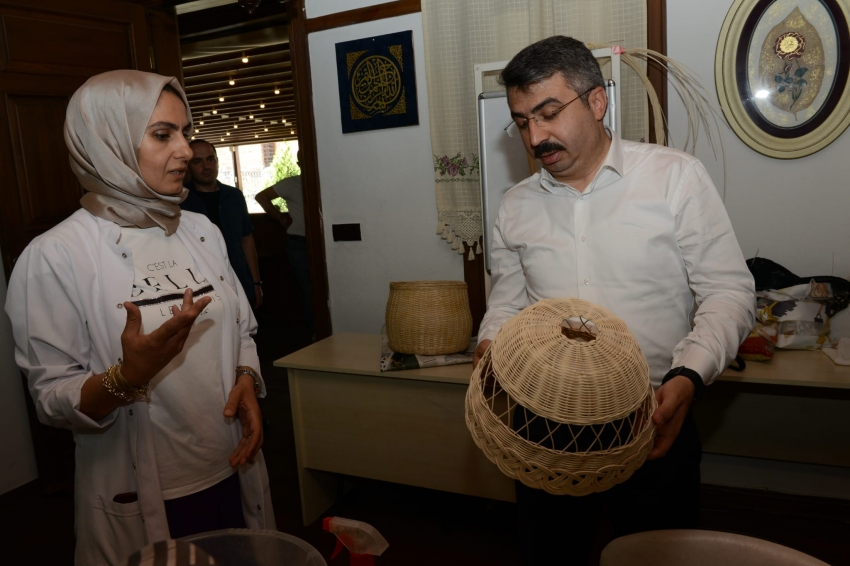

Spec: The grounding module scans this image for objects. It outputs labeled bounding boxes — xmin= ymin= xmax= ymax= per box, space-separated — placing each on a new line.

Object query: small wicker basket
xmin=466 ymin=298 xmax=656 ymax=496
xmin=386 ymin=281 xmax=472 ymax=355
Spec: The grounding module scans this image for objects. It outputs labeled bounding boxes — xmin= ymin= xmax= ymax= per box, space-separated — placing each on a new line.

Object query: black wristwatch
xmin=662 ymin=366 xmax=705 ymax=400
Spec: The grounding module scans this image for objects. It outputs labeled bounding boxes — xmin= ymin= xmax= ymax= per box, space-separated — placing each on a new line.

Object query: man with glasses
xmin=473 ymin=36 xmax=755 ymax=565
xmin=181 ymin=139 xmax=262 ymax=309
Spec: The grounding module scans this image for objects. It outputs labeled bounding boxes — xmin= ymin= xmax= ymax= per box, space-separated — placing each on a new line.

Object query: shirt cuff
xmin=672 ymin=345 xmax=718 ymax=385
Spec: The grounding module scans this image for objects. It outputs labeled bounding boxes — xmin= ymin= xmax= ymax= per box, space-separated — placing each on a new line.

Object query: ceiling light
xmin=242 ymin=53 xmax=249 ymax=64
xmin=249 ymin=114 xmax=254 ymax=119
xmin=291 ymin=129 xmax=295 ymax=135
xmin=192 ymin=136 xmax=196 ymax=140
xmin=221 ymin=137 xmax=225 ymax=141
xmin=274 ymin=87 xmax=280 ymax=95
xmin=264 ymin=127 xmax=268 ymax=132
xmin=228 ymin=78 xmax=235 ymax=86
xmin=233 ymin=124 xmax=238 ymax=129
xmin=260 ymin=102 xmax=265 ymax=109
xmin=195 ymin=129 xmax=199 ymax=133
xmin=254 ymin=134 xmax=259 ymax=138
xmin=212 ymin=109 xmax=217 ymax=114
xmin=219 ymin=95 xmax=225 ymax=102
xmin=226 ymin=132 xmax=230 ymax=136
xmin=199 ymin=120 xmax=204 ymax=125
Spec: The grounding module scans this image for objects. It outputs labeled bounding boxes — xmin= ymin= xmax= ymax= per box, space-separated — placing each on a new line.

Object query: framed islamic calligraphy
xmin=335 ymin=30 xmax=419 ymax=134
xmin=716 ymin=0 xmax=850 ymax=158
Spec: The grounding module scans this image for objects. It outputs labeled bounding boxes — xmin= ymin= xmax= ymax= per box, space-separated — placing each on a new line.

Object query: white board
xmin=477 ymin=91 xmax=532 ymax=271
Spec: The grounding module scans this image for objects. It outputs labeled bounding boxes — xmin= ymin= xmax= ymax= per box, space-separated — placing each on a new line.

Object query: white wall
xmin=307 ymin=6 xmax=463 ymax=334
xmin=667 ymin=0 xmax=850 ymax=279
xmin=0 ymin=259 xmax=38 ymax=495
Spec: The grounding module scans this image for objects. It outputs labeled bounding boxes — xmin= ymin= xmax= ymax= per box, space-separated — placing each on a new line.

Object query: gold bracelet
xmin=102 ymin=365 xmax=148 ymax=401
xmin=114 ymin=365 xmax=149 ymax=397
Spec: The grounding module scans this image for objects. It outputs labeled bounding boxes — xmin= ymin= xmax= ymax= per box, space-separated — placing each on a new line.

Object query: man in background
xmin=181 ymin=139 xmax=262 ymax=309
xmin=255 ymin=151 xmax=314 ymax=336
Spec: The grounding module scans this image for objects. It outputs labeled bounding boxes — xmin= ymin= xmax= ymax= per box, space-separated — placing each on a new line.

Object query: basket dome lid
xmin=489 ymin=298 xmax=650 ymax=424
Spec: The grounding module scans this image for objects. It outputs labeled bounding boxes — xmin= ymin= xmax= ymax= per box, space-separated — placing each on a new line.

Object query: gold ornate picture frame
xmin=716 ymin=0 xmax=850 ymax=158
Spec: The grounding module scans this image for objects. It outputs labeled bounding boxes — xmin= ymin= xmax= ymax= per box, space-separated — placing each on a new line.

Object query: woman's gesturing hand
xmin=224 ymin=373 xmax=264 ymax=467
xmin=120 ymin=289 xmax=212 ymax=387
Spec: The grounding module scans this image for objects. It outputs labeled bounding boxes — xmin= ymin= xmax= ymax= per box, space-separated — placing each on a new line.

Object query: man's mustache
xmin=534 ymin=141 xmax=566 ymax=158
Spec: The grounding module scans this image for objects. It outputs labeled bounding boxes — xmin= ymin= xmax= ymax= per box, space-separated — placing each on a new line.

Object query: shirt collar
xmin=539 ymin=128 xmax=624 ymax=195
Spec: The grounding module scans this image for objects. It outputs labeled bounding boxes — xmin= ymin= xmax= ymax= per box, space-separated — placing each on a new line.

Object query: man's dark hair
xmin=499 ymin=36 xmax=605 ymax=108
xmin=189 ymin=138 xmax=216 ymax=151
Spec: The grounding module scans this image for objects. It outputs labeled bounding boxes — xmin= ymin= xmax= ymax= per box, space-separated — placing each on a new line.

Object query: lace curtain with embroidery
xmin=421 ymin=0 xmax=648 ymax=259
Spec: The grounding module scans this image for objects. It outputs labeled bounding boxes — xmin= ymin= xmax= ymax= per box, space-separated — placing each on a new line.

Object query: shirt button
xmin=117 ymin=304 xmax=123 ymax=309
xmin=257 ymin=504 xmax=262 ymax=511
xmin=583 ymin=278 xmax=589 ymax=285
xmin=200 ymin=237 xmax=206 ymax=242
xmin=129 ymin=409 xmax=134 ymax=416
xmin=220 ymin=276 xmax=224 ymax=281
xmin=580 ymin=235 xmax=587 ymax=242
xmin=118 ymin=357 xmax=123 ymax=364
xmin=121 ymin=253 xmax=127 ymax=258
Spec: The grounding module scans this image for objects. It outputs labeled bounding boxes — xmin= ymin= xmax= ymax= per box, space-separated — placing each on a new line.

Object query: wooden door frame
xmin=287 ymin=0 xmax=333 ymax=339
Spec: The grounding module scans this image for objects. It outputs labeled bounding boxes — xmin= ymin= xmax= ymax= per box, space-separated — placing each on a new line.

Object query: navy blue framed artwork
xmin=335 ymin=30 xmax=419 ymax=133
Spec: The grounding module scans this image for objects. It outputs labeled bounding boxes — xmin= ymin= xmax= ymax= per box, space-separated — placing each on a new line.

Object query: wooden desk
xmin=275 ymin=334 xmax=850 ymax=525
xmin=700 ymin=350 xmax=850 ymax=468
xmin=718 ymin=349 xmax=850 ymax=389
xmin=275 ymin=333 xmax=512 ymax=525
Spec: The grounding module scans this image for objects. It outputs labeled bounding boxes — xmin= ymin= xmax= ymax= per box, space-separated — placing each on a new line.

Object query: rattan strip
xmin=386 ymin=280 xmax=472 ymax=355
xmin=490 ymin=299 xmax=650 ymax=423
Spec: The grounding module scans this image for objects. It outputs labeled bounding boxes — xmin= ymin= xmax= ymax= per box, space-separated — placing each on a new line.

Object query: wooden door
xmin=0 ymin=0 xmax=156 ymax=278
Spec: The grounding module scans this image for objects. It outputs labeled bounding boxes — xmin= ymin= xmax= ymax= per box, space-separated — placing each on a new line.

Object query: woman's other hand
xmin=224 ymin=373 xmax=264 ymax=467
xmin=120 ymin=289 xmax=212 ymax=387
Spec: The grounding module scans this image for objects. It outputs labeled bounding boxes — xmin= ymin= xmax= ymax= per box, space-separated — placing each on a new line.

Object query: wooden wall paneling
xmin=6 ymin=94 xmax=83 ymax=231
xmin=0 ymin=75 xmax=87 ymax=277
xmin=647 ymin=0 xmax=668 ymax=144
xmin=147 ymin=5 xmax=184 ymax=84
xmin=464 ymin=241 xmax=486 ymax=336
xmin=304 ymin=0 xmax=421 ymax=33
xmin=288 ymin=0 xmax=333 ymax=339
xmin=0 ymin=0 xmax=153 ymax=76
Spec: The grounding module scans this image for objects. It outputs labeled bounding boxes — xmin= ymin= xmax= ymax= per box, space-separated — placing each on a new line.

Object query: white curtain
xmin=421 ymin=0 xmax=648 ymax=259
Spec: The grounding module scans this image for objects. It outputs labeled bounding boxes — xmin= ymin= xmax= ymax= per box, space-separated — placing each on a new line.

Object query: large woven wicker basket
xmin=386 ymin=281 xmax=472 ymax=355
xmin=465 ymin=298 xmax=657 ymax=496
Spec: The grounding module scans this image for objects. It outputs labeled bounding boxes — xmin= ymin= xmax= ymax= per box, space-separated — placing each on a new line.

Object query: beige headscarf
xmin=64 ymin=70 xmax=193 ymax=235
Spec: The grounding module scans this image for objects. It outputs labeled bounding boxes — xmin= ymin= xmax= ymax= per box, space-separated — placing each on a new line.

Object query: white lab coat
xmin=5 ymin=209 xmax=275 ymax=566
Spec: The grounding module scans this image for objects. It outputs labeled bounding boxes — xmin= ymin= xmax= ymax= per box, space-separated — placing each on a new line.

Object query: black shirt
xmin=195 ymin=190 xmax=221 ymax=227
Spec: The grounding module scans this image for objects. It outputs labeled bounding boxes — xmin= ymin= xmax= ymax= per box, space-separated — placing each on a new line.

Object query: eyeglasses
xmin=504 ymin=87 xmax=596 ymax=138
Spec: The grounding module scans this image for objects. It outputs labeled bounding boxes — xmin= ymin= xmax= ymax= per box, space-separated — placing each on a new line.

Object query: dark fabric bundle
xmin=746 ymin=257 xmax=850 ymax=317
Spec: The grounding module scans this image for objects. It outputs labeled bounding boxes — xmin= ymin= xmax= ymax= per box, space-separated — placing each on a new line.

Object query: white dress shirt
xmin=479 ymin=131 xmax=756 ymax=388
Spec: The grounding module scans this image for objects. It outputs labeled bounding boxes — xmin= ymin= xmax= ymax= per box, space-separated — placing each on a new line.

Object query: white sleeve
xmin=5 ymin=240 xmax=118 ymax=431
xmin=670 ymin=161 xmax=756 ymax=384
xmin=477 ymin=205 xmax=529 ymax=344
xmin=272 ymin=177 xmax=297 ymax=201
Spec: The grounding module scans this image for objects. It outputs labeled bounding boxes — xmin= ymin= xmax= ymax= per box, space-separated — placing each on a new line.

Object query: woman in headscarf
xmin=5 ymin=70 xmax=275 ymax=566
